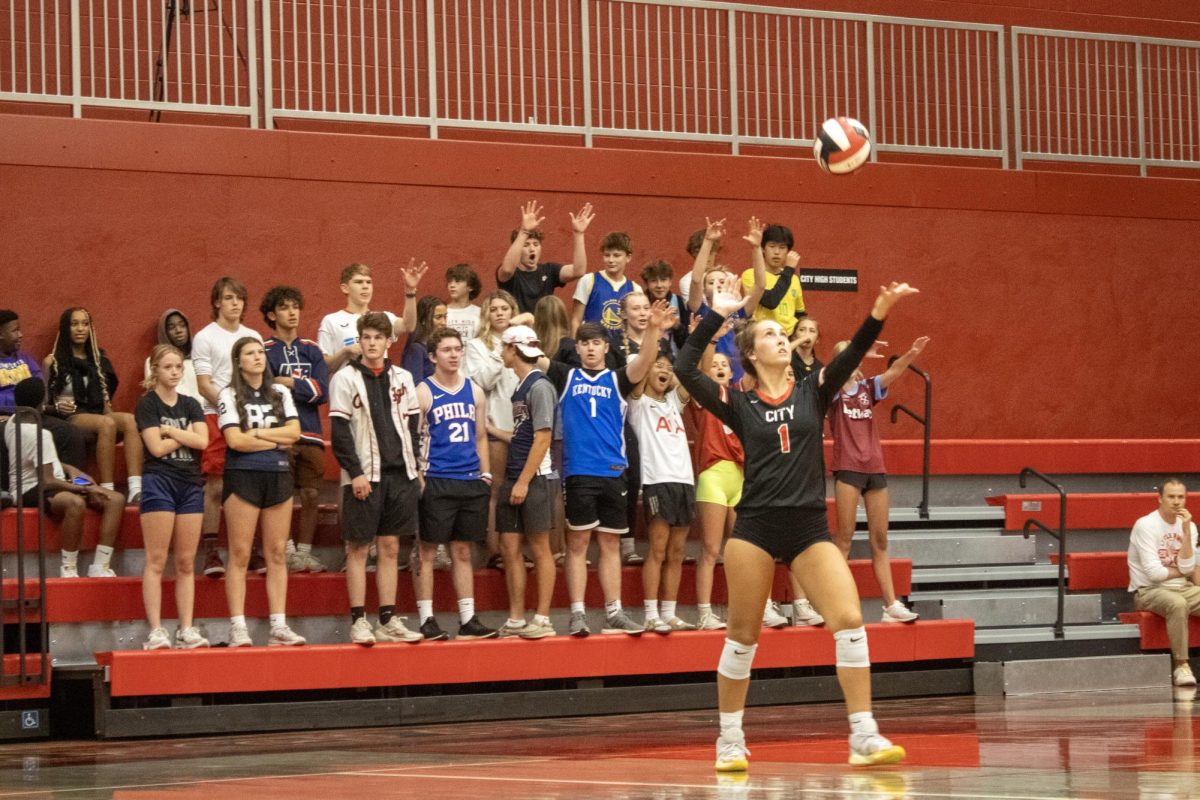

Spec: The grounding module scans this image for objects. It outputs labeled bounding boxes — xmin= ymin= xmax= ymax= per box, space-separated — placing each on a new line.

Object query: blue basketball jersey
xmin=560 ymin=368 xmax=627 ymax=478
xmin=582 ymin=273 xmax=639 ymax=331
xmin=423 ymin=377 xmax=481 ymax=480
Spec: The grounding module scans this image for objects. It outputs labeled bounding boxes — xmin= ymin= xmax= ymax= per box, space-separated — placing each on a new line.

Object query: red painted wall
xmin=2 ymin=112 xmax=1199 ymax=440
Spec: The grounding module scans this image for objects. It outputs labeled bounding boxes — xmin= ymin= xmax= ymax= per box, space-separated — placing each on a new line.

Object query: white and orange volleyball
xmin=813 ymin=117 xmax=871 ymax=174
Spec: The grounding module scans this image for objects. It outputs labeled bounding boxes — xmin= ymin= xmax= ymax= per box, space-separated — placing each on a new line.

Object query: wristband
xmin=481 ymin=472 xmax=493 ymax=482
xmin=405 ymin=292 xmax=417 ymax=298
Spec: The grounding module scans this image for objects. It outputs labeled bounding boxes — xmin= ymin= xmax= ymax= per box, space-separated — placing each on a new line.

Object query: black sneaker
xmin=420 ymin=617 xmax=449 ymax=641
xmin=457 ymin=616 xmax=499 ymax=640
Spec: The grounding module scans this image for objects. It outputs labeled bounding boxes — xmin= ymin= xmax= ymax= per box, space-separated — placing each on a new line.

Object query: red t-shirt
xmin=827 ymin=377 xmax=887 ymax=474
xmin=691 ymin=384 xmax=745 ymax=472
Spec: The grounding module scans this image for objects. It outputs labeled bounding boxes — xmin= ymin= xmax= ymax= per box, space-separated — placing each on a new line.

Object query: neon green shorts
xmin=695 ymin=460 xmax=743 ymax=508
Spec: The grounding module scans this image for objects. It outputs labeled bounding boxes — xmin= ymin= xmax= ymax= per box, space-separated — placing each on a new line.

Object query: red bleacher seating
xmin=1065 ymin=552 xmax=1129 ymax=590
xmin=1119 ymin=611 xmax=1200 ymax=652
xmin=987 ymin=492 xmax=1156 ymax=532
xmin=0 ymin=655 xmax=50 ymax=701
xmin=94 ymin=619 xmax=975 ymax=697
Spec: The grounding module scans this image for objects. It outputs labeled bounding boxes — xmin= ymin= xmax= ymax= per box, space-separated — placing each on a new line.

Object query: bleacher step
xmin=851 ymin=529 xmax=1034 ymax=567
xmin=974 ymin=653 xmax=1169 ymax=695
xmin=912 ymin=564 xmax=1064 ymax=585
xmin=974 ymin=623 xmax=1141 ymax=645
xmin=910 ymin=587 xmax=1102 ymax=627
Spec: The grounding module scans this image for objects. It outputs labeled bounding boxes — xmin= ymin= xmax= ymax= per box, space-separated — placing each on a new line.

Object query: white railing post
xmin=426 ymin=0 xmax=439 ymax=138
xmin=259 ymin=0 xmax=272 ymax=129
xmin=727 ymin=8 xmax=738 ymax=155
xmin=248 ymin=0 xmax=260 ymax=129
xmin=1134 ymin=41 xmax=1146 ymax=176
xmin=866 ymin=19 xmax=876 ymax=162
xmin=70 ymin=0 xmax=82 ymax=118
xmin=581 ymin=0 xmax=593 ymax=146
xmin=1001 ymin=28 xmax=1012 ymax=169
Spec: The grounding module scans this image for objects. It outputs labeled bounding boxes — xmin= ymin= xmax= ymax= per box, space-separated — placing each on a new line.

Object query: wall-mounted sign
xmin=799 ymin=268 xmax=858 ymax=292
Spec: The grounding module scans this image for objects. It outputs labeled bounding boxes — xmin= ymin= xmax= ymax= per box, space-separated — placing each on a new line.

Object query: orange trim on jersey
xmin=755 ymin=380 xmax=795 ymax=406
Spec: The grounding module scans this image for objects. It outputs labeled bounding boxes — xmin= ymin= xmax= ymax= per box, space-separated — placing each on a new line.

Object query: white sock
xmin=698 ymin=603 xmax=712 ymax=615
xmin=719 ymin=710 xmax=744 ymax=736
xmin=297 ymin=542 xmax=312 ymax=555
xmin=662 ymin=600 xmax=677 ymax=620
xmin=849 ymin=711 xmax=877 ymax=735
xmin=417 ymin=600 xmax=433 ymax=622
xmin=99 ymin=481 xmax=115 ymax=491
xmin=94 ymin=545 xmax=114 ymax=568
xmin=506 ymin=618 xmax=526 ymax=628
xmin=458 ymin=598 xmax=475 ymax=625
xmin=643 ymin=600 xmax=659 ymax=619
xmin=269 ymin=613 xmax=286 ymax=629
xmin=61 ymin=550 xmax=78 ymax=568
xmin=533 ymin=614 xmax=551 ymax=626
xmin=127 ymin=476 xmax=142 ymax=494
xmin=620 ymin=537 xmax=635 ymax=555
xmin=605 ymin=598 xmax=622 ymax=616
xmin=230 ymin=615 xmax=246 ymax=628
xmin=570 ymin=601 xmax=586 ymax=614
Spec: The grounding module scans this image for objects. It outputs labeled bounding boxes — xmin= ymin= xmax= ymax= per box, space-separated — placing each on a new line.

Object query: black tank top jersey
xmin=676 ymin=310 xmax=884 ymax=515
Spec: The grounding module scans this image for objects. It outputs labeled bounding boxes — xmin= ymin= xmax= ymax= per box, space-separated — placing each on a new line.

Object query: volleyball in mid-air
xmin=813 ymin=117 xmax=871 ymax=174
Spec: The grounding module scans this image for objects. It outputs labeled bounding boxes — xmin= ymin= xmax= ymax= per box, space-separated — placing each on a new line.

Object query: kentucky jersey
xmin=423 ymin=377 xmax=481 ymax=479
xmin=560 ymin=368 xmax=627 ymax=478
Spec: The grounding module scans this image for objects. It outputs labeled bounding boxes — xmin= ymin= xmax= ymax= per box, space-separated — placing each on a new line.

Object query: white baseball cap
xmin=500 ymin=325 xmax=545 ymax=358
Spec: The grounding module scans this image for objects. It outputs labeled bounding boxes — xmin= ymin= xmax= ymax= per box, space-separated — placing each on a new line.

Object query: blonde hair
xmin=533 ymin=295 xmax=570 ymax=360
xmin=476 ymin=289 xmax=518 ymax=345
xmin=142 ymin=344 xmax=185 ymax=391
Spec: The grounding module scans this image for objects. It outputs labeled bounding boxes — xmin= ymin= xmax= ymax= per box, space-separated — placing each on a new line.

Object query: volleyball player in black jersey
xmin=676 ymin=280 xmax=919 ymax=771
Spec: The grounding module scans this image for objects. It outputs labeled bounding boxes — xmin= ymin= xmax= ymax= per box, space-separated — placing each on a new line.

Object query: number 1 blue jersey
xmin=423 ymin=377 xmax=481 ymax=479
xmin=560 ymin=368 xmax=627 ymax=478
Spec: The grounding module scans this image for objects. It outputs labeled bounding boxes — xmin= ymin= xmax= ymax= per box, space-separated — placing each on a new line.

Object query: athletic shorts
xmin=695 ymin=460 xmax=743 ymax=507
xmin=139 ymin=471 xmax=204 ymax=515
xmin=419 ymin=476 xmax=490 ymax=544
xmin=341 ymin=470 xmax=419 ymax=543
xmin=834 ymin=470 xmax=888 ymax=492
xmin=496 ymin=474 xmax=559 ymax=536
xmin=201 ymin=414 xmax=227 ymax=476
xmin=643 ymin=482 xmax=696 ymax=528
xmin=18 ymin=488 xmax=53 ymax=513
xmin=222 ymin=469 xmax=293 ymax=509
xmin=732 ymin=506 xmax=832 ymax=564
xmin=290 ymin=443 xmax=325 ymax=492
xmin=564 ymin=474 xmax=628 ymax=534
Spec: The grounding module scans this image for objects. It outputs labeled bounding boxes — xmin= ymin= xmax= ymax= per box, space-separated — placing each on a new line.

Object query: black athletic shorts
xmin=419 ymin=476 xmax=490 ymax=544
xmin=732 ymin=506 xmax=832 ymax=564
xmin=223 ymin=469 xmax=293 ymax=509
xmin=643 ymin=482 xmax=695 ymax=528
xmin=496 ymin=474 xmax=558 ymax=536
xmin=834 ymin=470 xmax=888 ymax=492
xmin=341 ymin=470 xmax=419 ymax=543
xmin=564 ymin=474 xmax=628 ymax=534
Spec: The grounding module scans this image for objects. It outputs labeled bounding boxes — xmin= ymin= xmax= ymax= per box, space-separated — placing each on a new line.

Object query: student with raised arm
xmin=193 ymin=277 xmax=262 ymax=578
xmin=329 ymin=313 xmax=424 ymax=646
xmin=498 ymin=200 xmax=595 ymax=314
xmin=743 ymin=224 xmax=806 ymax=335
xmin=414 ymin=327 xmax=498 ymax=641
xmin=571 ymin=232 xmax=641 ymax=334
xmin=675 ymin=275 xmax=919 ymax=772
xmin=687 ymin=218 xmax=765 ymax=384
xmin=537 ymin=300 xmax=672 ymax=637
xmin=218 ymin=337 xmax=305 ymax=647
xmin=137 ymin=344 xmax=210 ymax=650
xmin=829 ymin=335 xmax=931 ymax=624
xmin=318 ymin=261 xmax=424 ymax=374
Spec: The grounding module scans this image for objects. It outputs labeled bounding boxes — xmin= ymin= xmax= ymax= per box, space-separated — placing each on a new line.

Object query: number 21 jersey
xmin=422 ymin=377 xmax=481 ymax=479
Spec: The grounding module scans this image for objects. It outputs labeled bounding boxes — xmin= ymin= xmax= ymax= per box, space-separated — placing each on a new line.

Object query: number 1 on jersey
xmin=777 ymin=423 xmax=791 ymax=454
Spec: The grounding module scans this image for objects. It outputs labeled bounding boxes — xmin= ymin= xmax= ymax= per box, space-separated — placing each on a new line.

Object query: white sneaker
xmin=228 ymin=623 xmax=253 ymax=647
xmin=644 ymin=616 xmax=672 ymax=635
xmin=143 ymin=627 xmax=171 ymax=650
xmin=375 ymin=617 xmax=422 ymax=643
xmin=1174 ymin=664 xmax=1197 ymax=687
xmin=762 ymin=600 xmax=788 ymax=629
xmin=269 ymin=625 xmax=307 ymax=646
xmin=792 ymin=599 xmax=825 ymax=626
xmin=350 ymin=617 xmax=376 ymax=646
xmin=665 ymin=616 xmax=697 ymax=631
xmin=497 ymin=620 xmax=529 ymax=638
xmin=849 ymin=729 xmax=906 ymax=766
xmin=60 ymin=564 xmax=79 ymax=578
xmin=87 ymin=563 xmax=117 ymax=578
xmin=697 ymin=611 xmax=726 ymax=630
xmin=174 ymin=626 xmax=210 ymax=649
xmin=715 ymin=730 xmax=750 ymax=772
xmin=881 ymin=600 xmax=919 ymax=623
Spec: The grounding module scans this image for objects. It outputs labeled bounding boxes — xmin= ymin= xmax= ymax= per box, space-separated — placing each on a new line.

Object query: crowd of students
xmin=0 ymin=201 xmax=928 ymax=651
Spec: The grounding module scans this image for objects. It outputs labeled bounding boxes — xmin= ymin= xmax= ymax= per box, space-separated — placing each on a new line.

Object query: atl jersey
xmin=559 ymin=367 xmax=627 ymax=478
xmin=422 ymin=377 xmax=480 ymax=479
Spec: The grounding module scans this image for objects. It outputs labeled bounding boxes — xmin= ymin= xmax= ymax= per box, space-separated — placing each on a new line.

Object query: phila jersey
xmin=422 ymin=377 xmax=481 ymax=479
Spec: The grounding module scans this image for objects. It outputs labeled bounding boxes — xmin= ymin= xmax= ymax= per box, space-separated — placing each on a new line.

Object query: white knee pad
xmin=834 ymin=626 xmax=870 ymax=669
xmin=717 ymin=638 xmax=758 ymax=680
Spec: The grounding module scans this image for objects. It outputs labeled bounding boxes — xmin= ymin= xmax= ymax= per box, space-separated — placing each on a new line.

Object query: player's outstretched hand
xmin=520 ymin=200 xmax=545 ymax=233
xmin=866 ymin=340 xmax=889 ymax=360
xmin=569 ymin=202 xmax=595 ymax=233
xmin=710 ymin=290 xmax=749 ymax=319
xmin=743 ymin=216 xmax=764 ymax=247
xmin=872 ymin=282 xmax=919 ymax=319
xmin=909 ymin=336 xmax=931 ymax=356
xmin=402 ymin=258 xmax=429 ymax=291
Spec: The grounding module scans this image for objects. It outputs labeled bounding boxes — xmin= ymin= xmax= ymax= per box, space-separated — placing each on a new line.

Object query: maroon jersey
xmin=828 ymin=377 xmax=887 ymax=473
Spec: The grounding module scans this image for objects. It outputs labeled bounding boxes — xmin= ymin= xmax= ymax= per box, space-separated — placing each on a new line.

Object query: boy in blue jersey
xmin=261 ymin=286 xmax=330 ymax=574
xmin=570 ymin=232 xmax=641 ymax=334
xmin=414 ymin=327 xmax=498 ymax=641
xmin=538 ymin=299 xmax=674 ymax=636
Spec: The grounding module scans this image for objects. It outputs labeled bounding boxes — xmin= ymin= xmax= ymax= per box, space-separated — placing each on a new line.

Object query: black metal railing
xmin=1019 ymin=466 xmax=1068 ymax=639
xmin=3 ymin=407 xmax=50 ymax=690
xmin=889 ymin=358 xmax=932 ymax=520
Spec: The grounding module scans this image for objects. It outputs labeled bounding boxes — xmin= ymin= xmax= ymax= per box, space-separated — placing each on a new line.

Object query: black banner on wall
xmin=798 ymin=268 xmax=859 ymax=292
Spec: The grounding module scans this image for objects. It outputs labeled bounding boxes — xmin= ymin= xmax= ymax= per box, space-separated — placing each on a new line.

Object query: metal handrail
xmin=4 ymin=407 xmax=50 ymax=688
xmin=888 ymin=359 xmax=931 ymax=520
xmin=1018 ymin=466 xmax=1067 ymax=639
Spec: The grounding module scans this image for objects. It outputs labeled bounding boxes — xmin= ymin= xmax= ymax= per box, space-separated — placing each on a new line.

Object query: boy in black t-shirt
xmin=497 ymin=200 xmax=595 ymax=314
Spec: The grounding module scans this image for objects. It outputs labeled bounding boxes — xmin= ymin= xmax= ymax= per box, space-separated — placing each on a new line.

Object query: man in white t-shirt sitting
xmin=1128 ymin=478 xmax=1200 ymax=686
